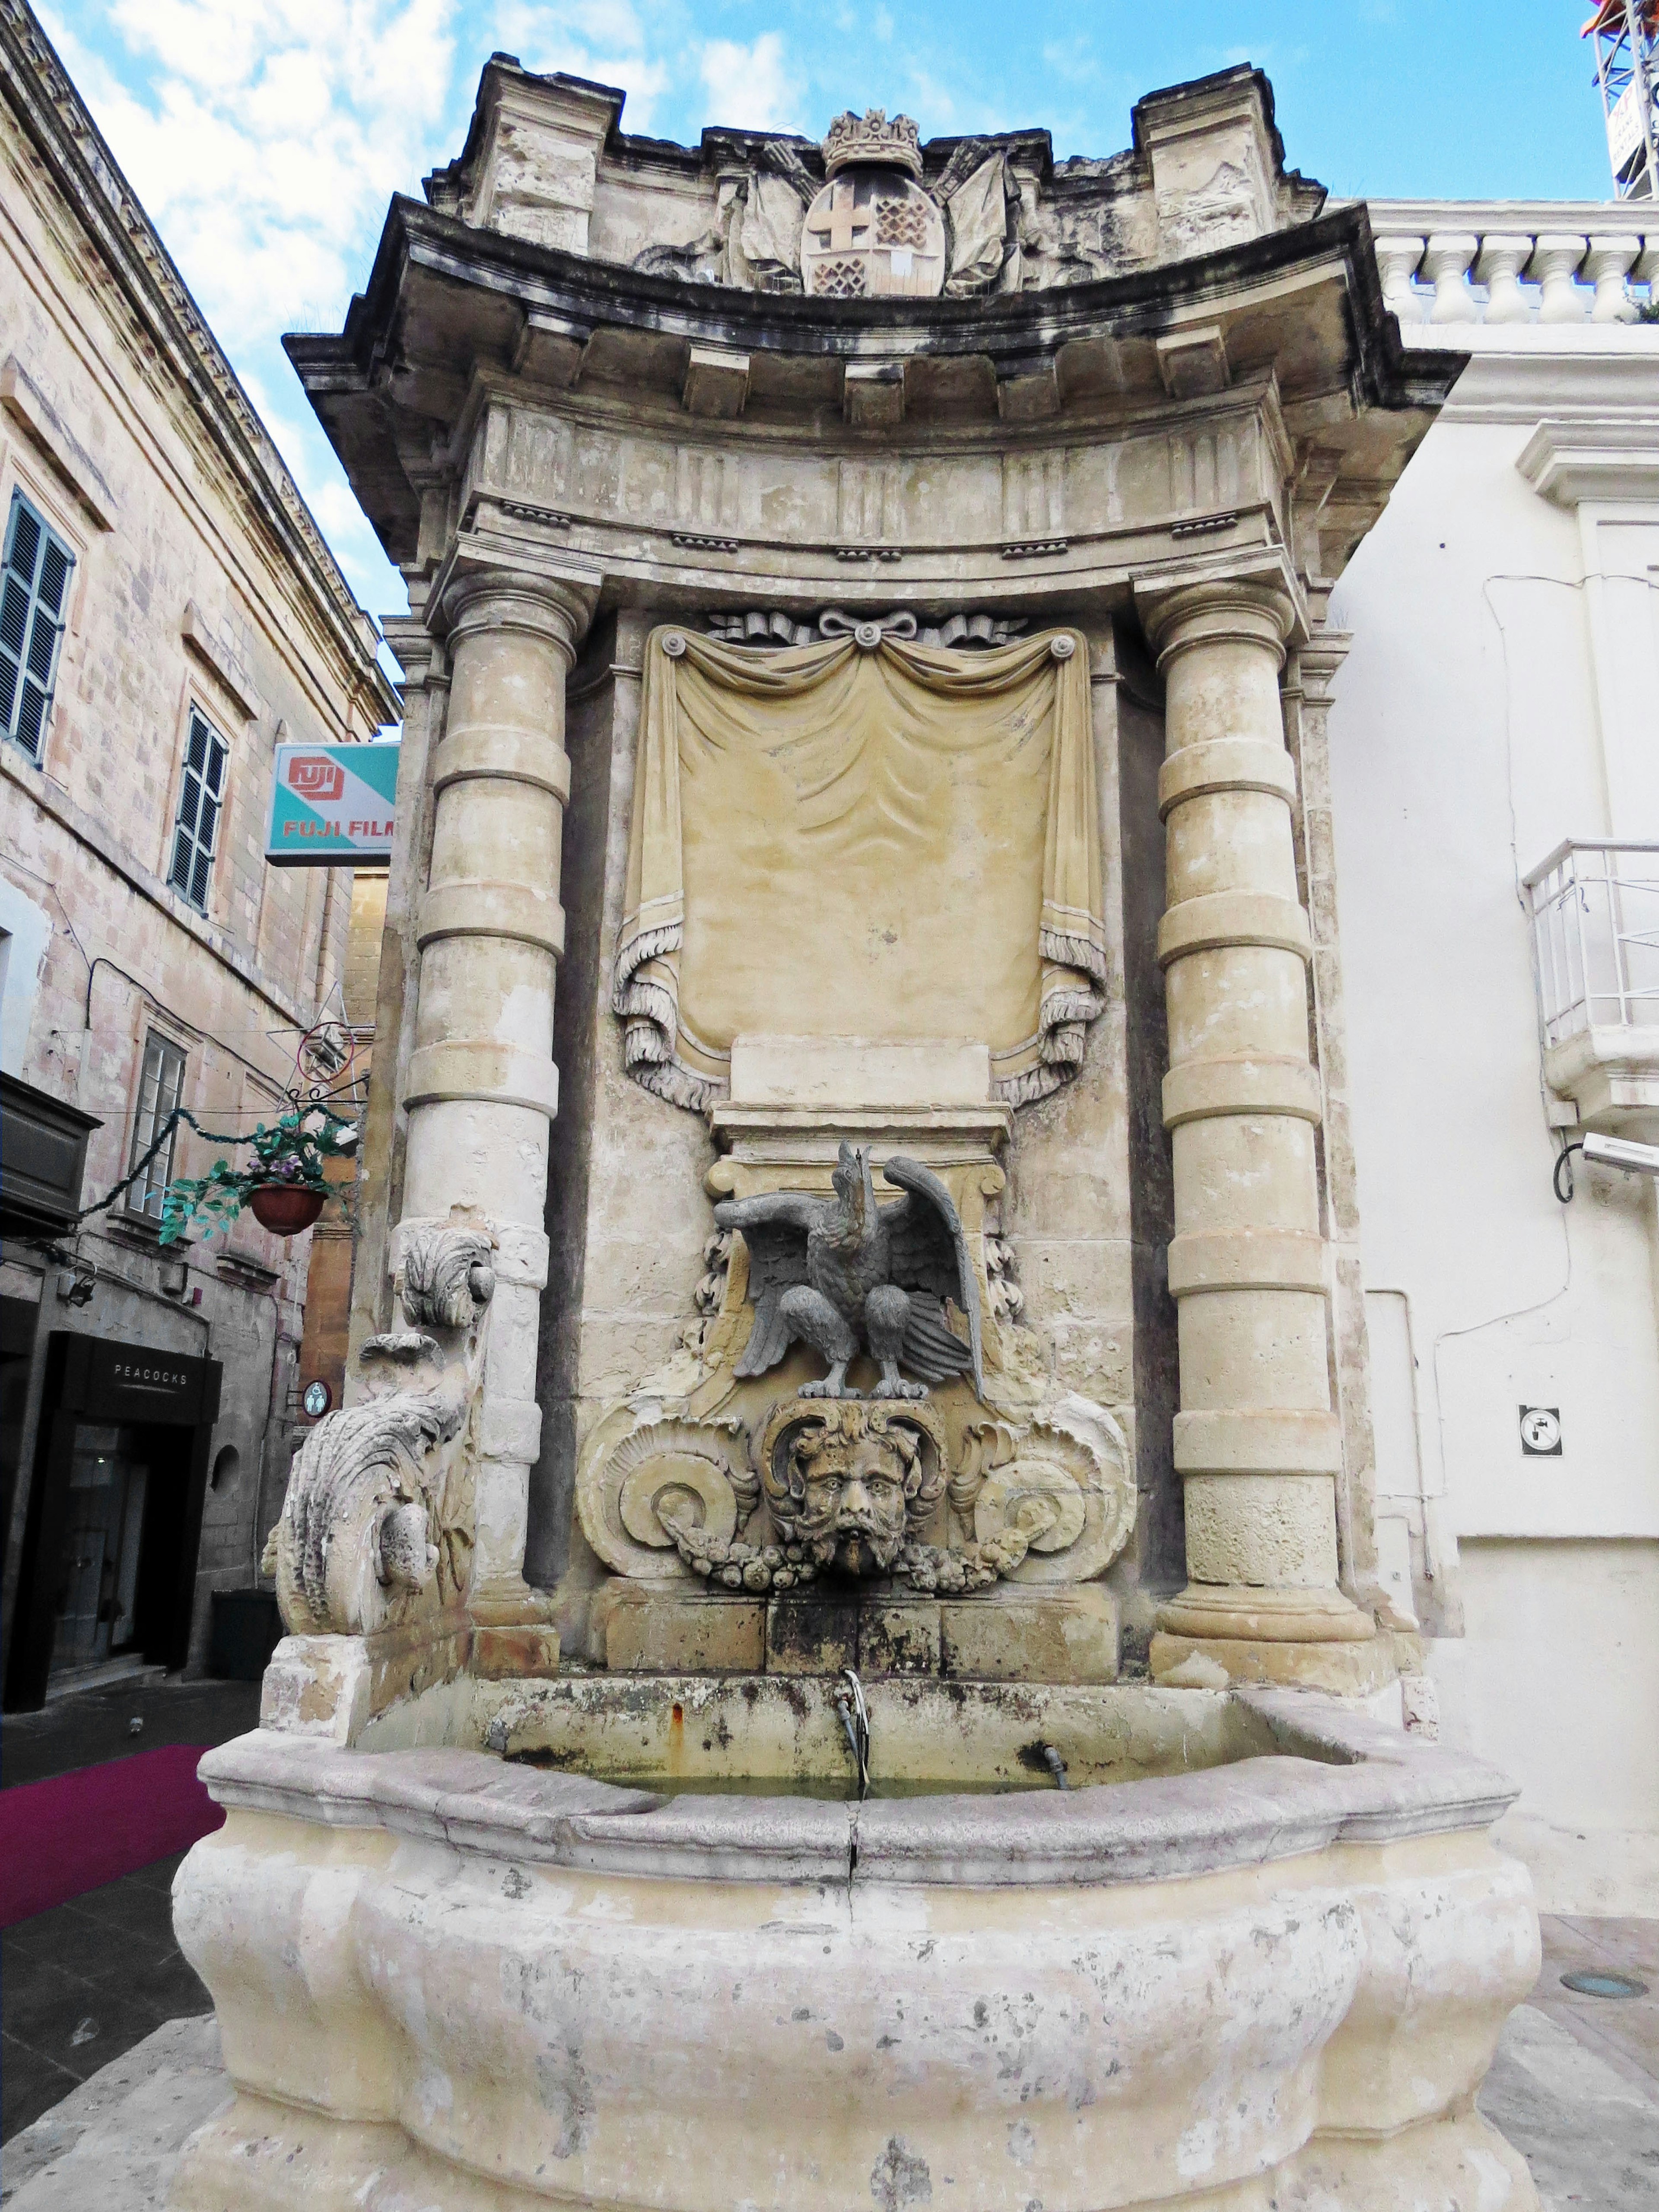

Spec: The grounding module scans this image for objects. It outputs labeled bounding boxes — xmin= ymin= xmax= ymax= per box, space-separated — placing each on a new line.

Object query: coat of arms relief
xmin=800 ymin=112 xmax=946 ymax=300
xmin=575 ymin=618 xmax=1135 ymax=1609
xmin=634 ymin=110 xmax=1027 ymax=299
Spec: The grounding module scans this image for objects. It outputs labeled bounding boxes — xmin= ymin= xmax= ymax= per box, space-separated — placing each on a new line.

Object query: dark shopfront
xmin=4 ymin=1335 xmax=222 ymax=1711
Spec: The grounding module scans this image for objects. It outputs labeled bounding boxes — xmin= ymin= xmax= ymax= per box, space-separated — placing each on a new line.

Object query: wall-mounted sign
xmin=55 ymin=1333 xmax=221 ymax=1425
xmin=1519 ymin=1405 xmax=1562 ymax=1457
xmin=266 ymin=742 xmax=398 ymax=867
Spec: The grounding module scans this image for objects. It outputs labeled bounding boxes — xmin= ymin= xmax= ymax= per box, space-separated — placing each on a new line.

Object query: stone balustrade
xmin=1363 ymin=200 xmax=1659 ymax=327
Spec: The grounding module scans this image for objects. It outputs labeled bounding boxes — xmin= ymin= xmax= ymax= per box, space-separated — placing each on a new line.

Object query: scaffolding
xmin=1584 ymin=0 xmax=1659 ymax=197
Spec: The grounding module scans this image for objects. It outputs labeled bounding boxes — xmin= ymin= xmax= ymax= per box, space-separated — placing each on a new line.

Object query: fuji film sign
xmin=266 ymin=741 xmax=399 ymax=866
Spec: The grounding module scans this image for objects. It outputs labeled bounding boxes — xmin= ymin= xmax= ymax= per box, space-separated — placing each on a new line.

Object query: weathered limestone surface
xmin=283 ymin=57 xmax=1459 ymax=1694
xmin=1140 ymin=573 xmax=1376 ymax=1681
xmin=423 ymin=63 xmax=1327 ymax=300
xmin=168 ymin=1689 xmax=1540 ymax=2212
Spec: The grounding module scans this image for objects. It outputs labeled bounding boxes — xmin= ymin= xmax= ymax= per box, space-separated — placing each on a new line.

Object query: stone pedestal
xmin=400 ymin=550 xmax=597 ymax=1619
xmin=588 ymin=1579 xmax=1120 ymax=1682
xmin=1138 ymin=573 xmax=1376 ymax=1689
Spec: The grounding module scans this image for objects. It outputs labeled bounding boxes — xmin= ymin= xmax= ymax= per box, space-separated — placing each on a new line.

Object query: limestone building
xmin=262 ymin=52 xmax=1659 ymax=1924
xmin=0 ymin=1 xmax=396 ymax=1707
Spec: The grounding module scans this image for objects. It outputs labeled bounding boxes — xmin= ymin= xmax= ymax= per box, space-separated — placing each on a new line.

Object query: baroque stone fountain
xmin=169 ymin=65 xmax=1541 ymax=2212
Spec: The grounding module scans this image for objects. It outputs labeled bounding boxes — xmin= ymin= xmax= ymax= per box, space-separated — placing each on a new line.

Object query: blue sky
xmin=33 ymin=0 xmax=1621 ymax=634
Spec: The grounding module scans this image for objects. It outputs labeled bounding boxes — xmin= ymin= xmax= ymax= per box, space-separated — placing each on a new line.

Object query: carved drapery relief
xmin=612 ymin=626 xmax=1106 ymax=1112
xmin=264 ymin=1225 xmax=494 ymax=1636
xmin=633 ymin=150 xmax=814 ymax=292
xmin=941 ymin=151 xmax=1019 ymax=296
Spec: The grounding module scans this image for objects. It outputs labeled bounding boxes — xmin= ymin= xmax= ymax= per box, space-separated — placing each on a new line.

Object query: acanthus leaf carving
xmin=264 ymin=1224 xmax=495 ymax=1636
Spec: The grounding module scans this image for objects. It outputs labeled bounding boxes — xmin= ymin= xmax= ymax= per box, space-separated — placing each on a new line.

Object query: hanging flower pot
xmin=159 ymin=1106 xmax=357 ymax=1247
xmin=247 ymin=1183 xmax=327 ymax=1236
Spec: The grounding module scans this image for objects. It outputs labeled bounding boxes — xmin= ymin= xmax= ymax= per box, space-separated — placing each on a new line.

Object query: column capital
xmin=429 ymin=530 xmax=601 ymax=663
xmin=1293 ymin=627 xmax=1354 ymax=707
xmin=1134 ymin=557 xmax=1303 ymax=672
xmin=381 ymin=614 xmax=442 ymax=690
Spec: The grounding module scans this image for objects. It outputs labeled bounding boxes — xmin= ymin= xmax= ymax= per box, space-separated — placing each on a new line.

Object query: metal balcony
xmin=1525 ymin=840 xmax=1659 ymax=1133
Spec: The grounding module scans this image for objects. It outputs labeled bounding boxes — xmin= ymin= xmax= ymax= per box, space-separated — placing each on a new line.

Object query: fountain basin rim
xmin=198 ymin=1688 xmax=1518 ymax=1888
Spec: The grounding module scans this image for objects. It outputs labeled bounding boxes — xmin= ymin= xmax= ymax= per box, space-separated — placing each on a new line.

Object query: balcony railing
xmin=1362 ymin=201 xmax=1659 ymax=327
xmin=1524 ymin=841 xmax=1659 ymax=1129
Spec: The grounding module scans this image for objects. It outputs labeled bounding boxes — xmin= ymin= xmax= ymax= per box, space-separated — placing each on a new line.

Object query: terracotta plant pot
xmin=247 ymin=1184 xmax=327 ymax=1236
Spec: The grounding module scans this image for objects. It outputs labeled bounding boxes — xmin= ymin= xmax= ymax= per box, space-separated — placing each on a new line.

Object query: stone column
xmin=400 ymin=557 xmax=597 ymax=1621
xmin=347 ymin=603 xmax=447 ymax=1362
xmin=1138 ymin=575 xmax=1380 ymax=1691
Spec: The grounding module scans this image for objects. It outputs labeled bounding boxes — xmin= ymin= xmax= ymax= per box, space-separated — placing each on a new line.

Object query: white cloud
xmin=41 ymin=0 xmax=461 ymax=350
xmin=26 ymin=0 xmax=802 ymax=616
xmin=699 ymin=32 xmax=805 ymax=134
xmin=493 ymin=0 xmax=671 ymax=131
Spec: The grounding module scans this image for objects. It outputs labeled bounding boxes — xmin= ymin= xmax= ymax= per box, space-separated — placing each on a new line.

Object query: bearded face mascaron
xmin=765 ymin=1402 xmax=947 ymax=1578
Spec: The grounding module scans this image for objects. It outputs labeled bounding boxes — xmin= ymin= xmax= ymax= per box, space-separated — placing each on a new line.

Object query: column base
xmin=469 ymin=1577 xmax=559 ymax=1629
xmin=1157 ymin=1582 xmax=1375 ymax=1642
xmin=1150 ymin=1630 xmax=1396 ymax=1696
xmin=1152 ymin=1581 xmax=1389 ymax=1696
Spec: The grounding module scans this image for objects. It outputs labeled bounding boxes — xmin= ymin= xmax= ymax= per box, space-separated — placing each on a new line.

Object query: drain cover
xmin=1560 ymin=1970 xmax=1649 ymax=1999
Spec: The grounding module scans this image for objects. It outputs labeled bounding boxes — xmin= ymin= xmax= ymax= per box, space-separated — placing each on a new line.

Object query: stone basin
xmin=483 ymin=1674 xmax=1342 ymax=1798
xmin=168 ymin=1681 xmax=1541 ymax=2212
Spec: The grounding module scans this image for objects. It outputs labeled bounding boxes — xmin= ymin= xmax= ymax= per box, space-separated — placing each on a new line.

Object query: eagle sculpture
xmin=714 ymin=1144 xmax=982 ymax=1400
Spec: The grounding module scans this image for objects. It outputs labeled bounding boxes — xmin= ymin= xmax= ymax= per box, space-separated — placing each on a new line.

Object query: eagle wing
xmin=879 ymin=1156 xmax=984 ymax=1394
xmin=712 ymin=1192 xmax=817 ymax=1378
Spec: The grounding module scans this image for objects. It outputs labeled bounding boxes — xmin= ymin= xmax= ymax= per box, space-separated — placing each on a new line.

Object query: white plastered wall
xmin=1328 ymin=380 xmax=1659 ymax=1915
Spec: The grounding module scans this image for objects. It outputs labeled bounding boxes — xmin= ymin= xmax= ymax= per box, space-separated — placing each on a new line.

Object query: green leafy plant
xmin=160 ymin=1108 xmax=358 ymax=1245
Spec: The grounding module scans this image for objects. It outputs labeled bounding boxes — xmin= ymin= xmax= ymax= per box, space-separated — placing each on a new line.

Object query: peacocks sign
xmin=265 ymin=741 xmax=399 ymax=866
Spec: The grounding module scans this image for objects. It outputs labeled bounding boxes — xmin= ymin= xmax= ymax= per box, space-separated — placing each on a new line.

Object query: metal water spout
xmin=835 ymin=1668 xmax=871 ymax=1800
xmin=1040 ymin=1743 xmax=1068 ymax=1790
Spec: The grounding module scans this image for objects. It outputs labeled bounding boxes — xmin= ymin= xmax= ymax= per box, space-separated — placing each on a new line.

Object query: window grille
xmin=0 ymin=490 xmax=74 ymax=759
xmin=168 ymin=710 xmax=228 ymax=912
xmin=127 ymin=1032 xmax=187 ymax=1222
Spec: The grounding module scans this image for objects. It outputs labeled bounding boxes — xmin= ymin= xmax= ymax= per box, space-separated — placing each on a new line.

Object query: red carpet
xmin=0 ymin=1745 xmax=224 ymax=1926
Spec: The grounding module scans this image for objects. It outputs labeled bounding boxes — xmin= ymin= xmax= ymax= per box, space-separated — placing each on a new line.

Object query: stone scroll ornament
xmin=263 ymin=1227 xmax=495 ymax=1636
xmin=575 ymin=1142 xmax=1136 ymax=1597
xmin=662 ymin=1398 xmax=1058 ymax=1594
xmin=611 ymin=625 xmax=1107 ymax=1112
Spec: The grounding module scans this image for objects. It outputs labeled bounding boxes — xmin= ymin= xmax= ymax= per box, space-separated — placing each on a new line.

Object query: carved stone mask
xmin=764 ymin=1401 xmax=947 ymax=1578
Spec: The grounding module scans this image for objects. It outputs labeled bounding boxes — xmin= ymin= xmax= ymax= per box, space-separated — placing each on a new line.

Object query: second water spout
xmin=835 ymin=1668 xmax=871 ymax=1801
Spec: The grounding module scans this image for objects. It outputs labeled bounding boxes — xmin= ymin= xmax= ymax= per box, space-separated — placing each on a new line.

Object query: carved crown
xmin=822 ymin=109 xmax=923 ymax=181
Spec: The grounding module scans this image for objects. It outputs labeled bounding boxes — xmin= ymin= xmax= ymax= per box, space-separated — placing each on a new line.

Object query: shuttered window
xmin=167 ymin=709 xmax=228 ymax=912
xmin=0 ymin=490 xmax=74 ymax=759
xmin=128 ymin=1032 xmax=187 ymax=1221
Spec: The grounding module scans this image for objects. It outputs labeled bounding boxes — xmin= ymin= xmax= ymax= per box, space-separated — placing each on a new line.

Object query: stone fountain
xmin=169 ymin=63 xmax=1542 ymax=2212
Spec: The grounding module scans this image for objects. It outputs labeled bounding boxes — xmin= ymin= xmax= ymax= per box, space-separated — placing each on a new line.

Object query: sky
xmin=32 ymin=0 xmax=1624 ymax=640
